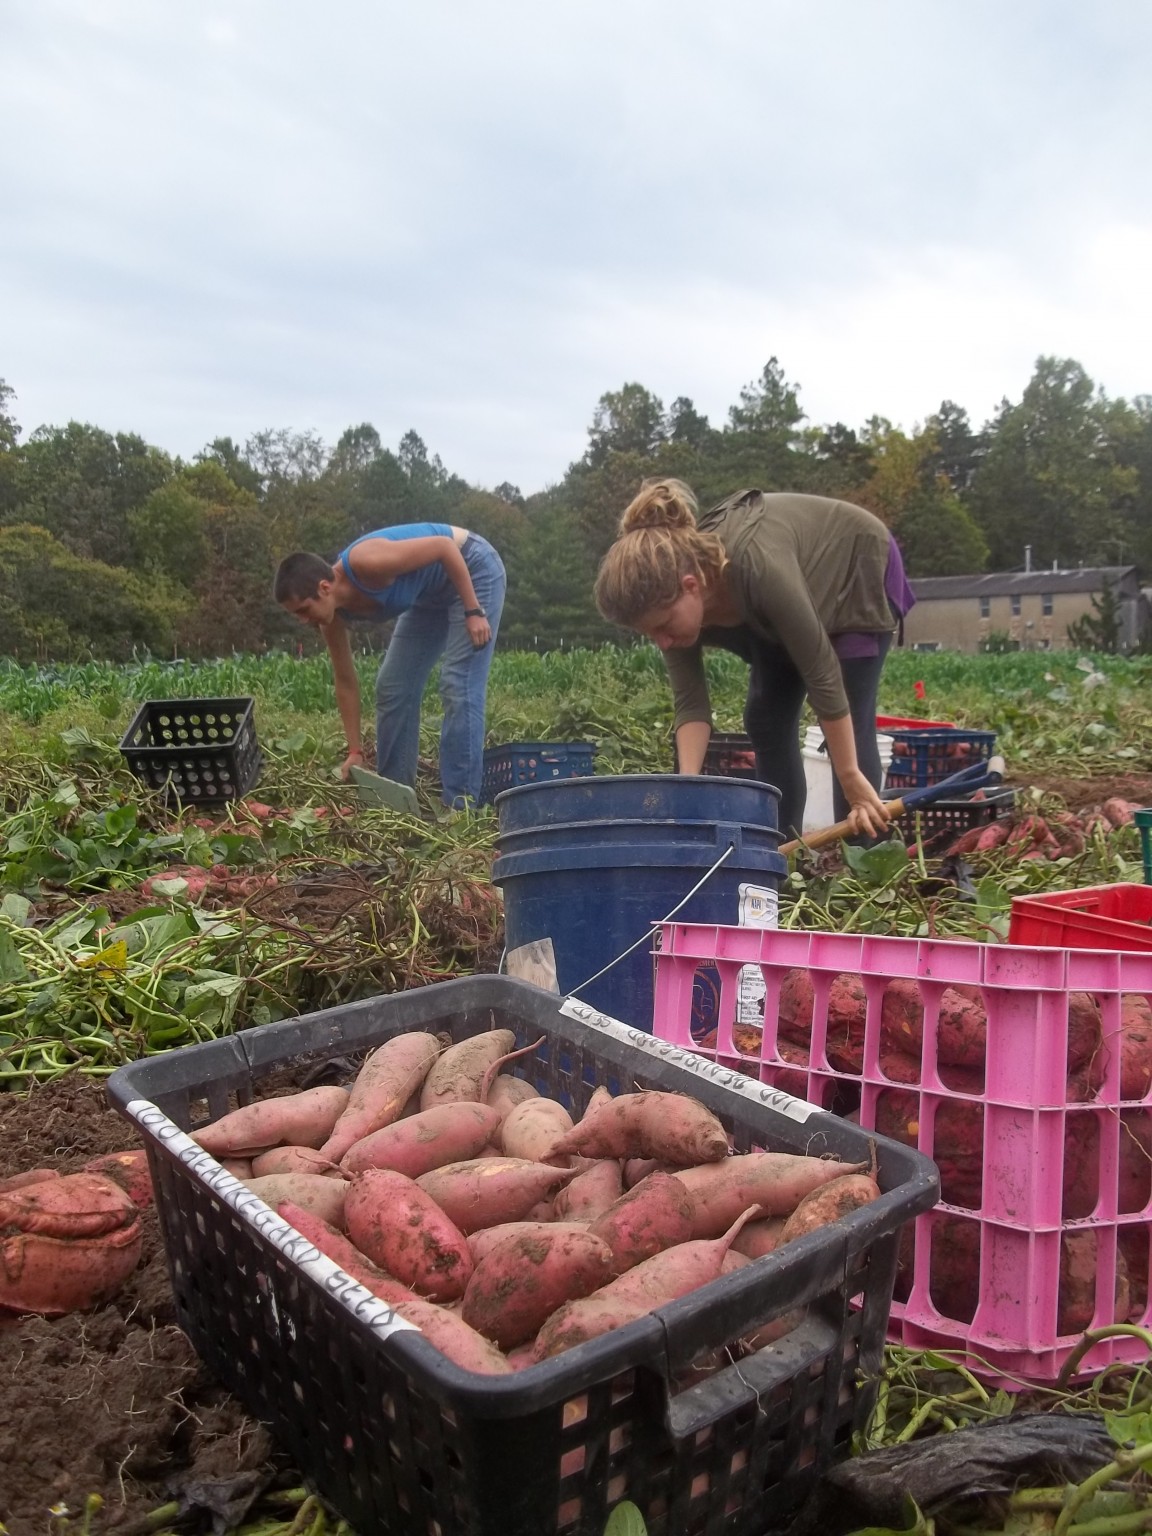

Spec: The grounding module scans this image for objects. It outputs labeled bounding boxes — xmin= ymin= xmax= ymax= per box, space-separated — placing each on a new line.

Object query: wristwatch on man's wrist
xmin=463 ymin=607 xmax=486 ymax=619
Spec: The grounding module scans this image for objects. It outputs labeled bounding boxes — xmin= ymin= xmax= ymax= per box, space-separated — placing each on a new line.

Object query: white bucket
xmin=802 ymin=729 xmax=894 ymax=834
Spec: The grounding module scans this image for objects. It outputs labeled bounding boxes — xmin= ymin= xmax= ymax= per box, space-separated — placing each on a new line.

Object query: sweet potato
xmin=730 ymin=1215 xmax=787 ymax=1260
xmin=551 ymin=1092 xmax=728 ymax=1165
xmin=500 ymin=1099 xmax=574 ymax=1166
xmin=276 ymin=1200 xmax=418 ymax=1306
xmin=194 ymin=1085 xmax=351 ymax=1158
xmin=0 ymin=1169 xmax=60 ymax=1193
xmin=415 ymin=1158 xmax=577 ymax=1234
xmin=673 ymin=1152 xmax=863 ymax=1238
xmin=277 ymin=1204 xmax=512 ymax=1373
xmin=339 ymin=1102 xmax=502 ymax=1178
xmin=419 ymin=1029 xmax=516 ymax=1111
xmin=219 ymin=1158 xmax=254 ymax=1181
xmin=0 ymin=1173 xmax=143 ymax=1316
xmin=587 ymin=1172 xmax=696 ymax=1274
xmin=533 ymin=1208 xmax=760 ymax=1358
xmin=533 ymin=1295 xmax=652 ymax=1359
xmin=554 ymin=1158 xmax=624 ymax=1221
xmin=320 ymin=1032 xmax=442 ymax=1164
xmin=776 ymin=1173 xmax=881 ymax=1244
xmin=79 ymin=1150 xmax=154 ymax=1208
xmin=776 ymin=970 xmax=869 ymax=1072
xmin=1120 ymin=995 xmax=1152 ymax=1099
xmin=623 ymin=1158 xmax=667 ymax=1188
xmin=468 ymin=1221 xmax=590 ymax=1265
xmin=486 ymin=1074 xmax=539 ymax=1129
xmin=344 ymin=1169 xmax=473 ymax=1302
xmin=1120 ymin=1111 xmax=1152 ymax=1214
xmin=251 ymin=1147 xmax=344 ymax=1180
xmin=592 ymin=1207 xmax=761 ymax=1310
xmin=242 ymin=1174 xmax=348 ymax=1227
xmin=461 ymin=1228 xmax=615 ymax=1348
xmin=1059 ymin=1230 xmax=1130 ymax=1335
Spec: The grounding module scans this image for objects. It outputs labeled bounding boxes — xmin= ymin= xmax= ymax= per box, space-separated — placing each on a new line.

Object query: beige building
xmin=903 ymin=566 xmax=1146 ymax=653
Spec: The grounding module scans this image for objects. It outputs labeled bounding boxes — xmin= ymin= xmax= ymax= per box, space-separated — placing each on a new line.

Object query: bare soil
xmin=0 ymin=1078 xmax=287 ymax=1536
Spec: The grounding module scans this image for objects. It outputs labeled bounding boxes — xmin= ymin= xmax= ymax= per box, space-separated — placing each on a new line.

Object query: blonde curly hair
xmin=594 ymin=479 xmax=727 ymax=627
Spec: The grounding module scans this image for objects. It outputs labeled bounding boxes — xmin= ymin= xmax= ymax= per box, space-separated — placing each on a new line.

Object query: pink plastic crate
xmin=652 ymin=922 xmax=1152 ymax=1386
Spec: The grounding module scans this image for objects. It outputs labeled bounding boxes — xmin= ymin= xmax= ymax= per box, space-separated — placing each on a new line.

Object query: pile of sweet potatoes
xmin=717 ymin=967 xmax=1152 ymax=1338
xmin=191 ymin=1028 xmax=882 ymax=1375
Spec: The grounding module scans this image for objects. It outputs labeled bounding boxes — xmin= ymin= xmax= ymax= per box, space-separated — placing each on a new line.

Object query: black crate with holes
xmin=672 ymin=732 xmax=761 ymax=780
xmin=118 ymin=696 xmax=262 ymax=803
xmin=902 ymin=787 xmax=1016 ymax=849
xmin=106 ymin=975 xmax=937 ymax=1536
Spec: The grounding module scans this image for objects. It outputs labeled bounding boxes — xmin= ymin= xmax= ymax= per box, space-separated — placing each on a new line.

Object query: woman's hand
xmin=465 ymin=614 xmax=491 ymax=649
xmin=839 ymin=768 xmax=892 ymax=839
xmin=340 ymin=747 xmax=366 ymax=782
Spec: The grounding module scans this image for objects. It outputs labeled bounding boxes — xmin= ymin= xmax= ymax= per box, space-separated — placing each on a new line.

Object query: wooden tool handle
xmin=779 ymin=797 xmax=908 ymax=857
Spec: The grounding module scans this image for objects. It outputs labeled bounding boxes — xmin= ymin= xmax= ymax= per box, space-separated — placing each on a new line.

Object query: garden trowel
xmin=347 ymin=764 xmax=421 ymax=817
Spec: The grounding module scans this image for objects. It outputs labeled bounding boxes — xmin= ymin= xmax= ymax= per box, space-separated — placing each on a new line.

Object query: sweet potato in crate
xmin=653 ymin=922 xmax=1152 ymax=1385
xmin=106 ymin=975 xmax=936 ymax=1536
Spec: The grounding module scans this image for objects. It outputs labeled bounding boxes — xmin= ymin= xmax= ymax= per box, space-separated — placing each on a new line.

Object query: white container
xmin=802 ymin=729 xmax=894 ymax=834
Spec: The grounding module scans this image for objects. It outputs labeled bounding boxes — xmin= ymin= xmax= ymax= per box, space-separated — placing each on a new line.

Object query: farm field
xmin=2 ymin=645 xmax=1152 ymax=1536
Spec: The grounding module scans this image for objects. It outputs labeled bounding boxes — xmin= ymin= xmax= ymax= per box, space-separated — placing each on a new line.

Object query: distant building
xmin=902 ymin=565 xmax=1147 ymax=653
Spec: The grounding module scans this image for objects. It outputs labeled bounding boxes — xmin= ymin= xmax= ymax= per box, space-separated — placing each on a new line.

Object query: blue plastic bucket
xmin=492 ymin=774 xmax=786 ymax=1029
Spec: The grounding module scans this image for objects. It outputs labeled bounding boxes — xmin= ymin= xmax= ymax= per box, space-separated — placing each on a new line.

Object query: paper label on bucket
xmin=736 ymin=883 xmax=778 ymax=1026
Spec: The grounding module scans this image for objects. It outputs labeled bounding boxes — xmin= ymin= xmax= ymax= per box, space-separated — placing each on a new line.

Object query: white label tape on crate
xmin=736 ymin=881 xmax=779 ymax=1027
xmin=125 ymin=1101 xmax=417 ymax=1340
xmin=558 ymin=998 xmax=817 ymax=1123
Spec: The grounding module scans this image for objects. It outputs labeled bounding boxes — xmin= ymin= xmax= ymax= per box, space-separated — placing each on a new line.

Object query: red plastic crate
xmin=652 ymin=921 xmax=1152 ymax=1386
xmin=875 ymin=715 xmax=957 ymax=731
xmin=1009 ymin=884 xmax=1152 ymax=954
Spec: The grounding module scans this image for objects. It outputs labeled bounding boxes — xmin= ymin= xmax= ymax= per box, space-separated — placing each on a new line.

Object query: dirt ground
xmin=0 ymin=1077 xmax=288 ymax=1536
xmin=1006 ymin=769 xmax=1152 ymax=812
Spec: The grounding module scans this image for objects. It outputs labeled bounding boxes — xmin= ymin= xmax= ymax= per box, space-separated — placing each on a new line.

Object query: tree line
xmin=0 ymin=354 xmax=1149 ymax=662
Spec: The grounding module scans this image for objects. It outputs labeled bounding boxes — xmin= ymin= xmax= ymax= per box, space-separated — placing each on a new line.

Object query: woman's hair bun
xmin=618 ymin=478 xmax=699 ymax=536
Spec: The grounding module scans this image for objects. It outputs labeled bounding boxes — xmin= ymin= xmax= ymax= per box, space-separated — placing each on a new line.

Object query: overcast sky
xmin=2 ymin=0 xmax=1151 ymax=493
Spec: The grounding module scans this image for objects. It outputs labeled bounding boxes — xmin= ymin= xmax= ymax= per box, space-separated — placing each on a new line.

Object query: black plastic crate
xmin=106 ymin=976 xmax=938 ymax=1536
xmin=903 ymin=787 xmax=1016 ymax=849
xmin=481 ymin=741 xmax=596 ymax=806
xmin=884 ymin=727 xmax=997 ymax=790
xmin=672 ymin=732 xmax=761 ymax=780
xmin=119 ymin=696 xmax=262 ymax=804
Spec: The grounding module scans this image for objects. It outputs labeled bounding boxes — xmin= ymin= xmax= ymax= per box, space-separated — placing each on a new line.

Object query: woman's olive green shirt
xmin=663 ymin=489 xmax=896 ymax=728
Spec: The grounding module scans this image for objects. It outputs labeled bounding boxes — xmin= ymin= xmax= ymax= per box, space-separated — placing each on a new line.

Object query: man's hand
xmin=465 ymin=614 xmax=491 ymax=648
xmin=340 ymin=748 xmax=366 ymax=782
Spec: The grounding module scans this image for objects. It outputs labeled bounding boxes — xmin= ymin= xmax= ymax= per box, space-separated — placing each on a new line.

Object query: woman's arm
xmin=349 ymin=535 xmax=490 ymax=647
xmin=818 ymin=714 xmax=890 ymax=837
xmin=675 ymin=721 xmax=712 ymax=775
xmin=321 ymin=618 xmax=366 ymax=780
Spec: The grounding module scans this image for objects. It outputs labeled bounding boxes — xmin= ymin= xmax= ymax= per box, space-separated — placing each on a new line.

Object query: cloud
xmin=2 ymin=0 xmax=1151 ymax=489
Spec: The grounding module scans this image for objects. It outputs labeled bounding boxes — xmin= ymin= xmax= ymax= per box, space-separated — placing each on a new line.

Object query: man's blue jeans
xmin=374 ymin=534 xmax=507 ymax=808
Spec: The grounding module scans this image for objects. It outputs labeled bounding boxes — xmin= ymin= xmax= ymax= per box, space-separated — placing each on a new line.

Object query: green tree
xmin=128 ymin=479 xmax=211 ymax=588
xmin=499 ymin=507 xmax=611 ymax=650
xmin=968 ymin=357 xmax=1137 ymax=570
xmin=892 ymin=487 xmax=989 ymax=576
xmin=925 ymin=400 xmax=985 ymax=493
xmin=666 ymin=396 xmax=712 ymax=449
xmin=586 ymin=384 xmax=667 ymax=467
xmin=9 ymin=422 xmax=174 ymax=567
xmin=0 ymin=524 xmax=184 ymax=660
xmin=727 ymin=357 xmax=804 ymax=440
xmin=194 ymin=437 xmax=263 ymax=497
xmin=1067 ymin=579 xmax=1123 ymax=652
xmin=0 ymin=378 xmax=19 ymax=453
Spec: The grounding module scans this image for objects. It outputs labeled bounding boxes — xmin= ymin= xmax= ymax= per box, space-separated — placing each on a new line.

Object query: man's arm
xmin=321 ymin=618 xmax=365 ymax=779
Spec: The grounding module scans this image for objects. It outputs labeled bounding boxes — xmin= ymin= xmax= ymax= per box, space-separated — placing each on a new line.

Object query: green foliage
xmin=1067 ymin=578 xmax=1124 ymax=652
xmin=0 ymin=524 xmax=186 ymax=661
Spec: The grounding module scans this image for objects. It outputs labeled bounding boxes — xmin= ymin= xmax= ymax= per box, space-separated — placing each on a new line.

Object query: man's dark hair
xmin=273 ymin=551 xmax=335 ymax=603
